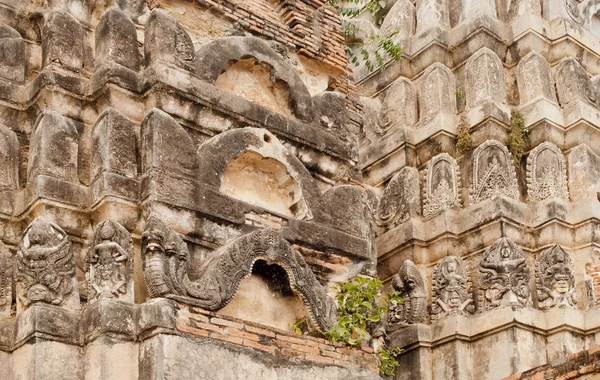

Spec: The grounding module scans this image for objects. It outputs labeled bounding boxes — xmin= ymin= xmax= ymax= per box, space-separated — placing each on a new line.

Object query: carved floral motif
xmin=470 ymin=140 xmax=519 ymax=204
xmin=423 ymin=153 xmax=461 ymax=216
xmin=479 ymin=237 xmax=530 ymax=310
xmin=141 ymin=216 xmax=337 ymax=333
xmin=431 ymin=256 xmax=474 ymax=320
xmin=526 ymin=142 xmax=569 ymax=202
xmin=535 ymin=245 xmax=578 ymax=310
xmin=86 ymin=220 xmax=134 ymax=303
xmin=16 ymin=217 xmax=75 ymax=307
xmin=388 ymin=260 xmax=428 ymax=328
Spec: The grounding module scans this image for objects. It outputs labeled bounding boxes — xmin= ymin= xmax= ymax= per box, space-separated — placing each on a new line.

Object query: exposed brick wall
xmin=505 ymin=346 xmax=600 ymax=380
xmin=176 ymin=304 xmax=378 ymax=373
xmin=587 ymin=264 xmax=600 ymax=306
xmin=150 ymin=0 xmax=361 ymax=112
xmin=244 ymin=212 xmax=288 ymax=230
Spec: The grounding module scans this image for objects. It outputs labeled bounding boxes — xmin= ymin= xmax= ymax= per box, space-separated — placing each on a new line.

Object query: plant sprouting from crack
xmin=507 ymin=109 xmax=529 ymax=163
xmin=379 ymin=346 xmax=403 ymax=376
xmin=456 ymin=116 xmax=472 ymax=152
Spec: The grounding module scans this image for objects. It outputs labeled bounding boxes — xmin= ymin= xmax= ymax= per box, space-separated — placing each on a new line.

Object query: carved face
xmin=553 ymin=273 xmax=570 ymax=294
xmin=447 ymin=261 xmax=457 ymax=273
xmin=28 ymin=284 xmax=50 ymax=302
xmin=447 ymin=290 xmax=462 ymax=308
xmin=500 ymin=245 xmax=511 ymax=259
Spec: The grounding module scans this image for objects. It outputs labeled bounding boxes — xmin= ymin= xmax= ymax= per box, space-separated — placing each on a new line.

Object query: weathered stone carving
xmin=375 ymin=167 xmax=420 ymax=228
xmin=465 ymin=48 xmax=506 ymax=109
xmin=380 ymin=0 xmax=415 ymax=39
xmin=416 ymin=0 xmax=450 ymax=32
xmin=517 ymin=51 xmax=557 ymax=105
xmin=555 ymin=57 xmax=599 ymax=109
xmin=380 ymin=77 xmax=418 ymax=133
xmin=388 ymin=260 xmax=427 ymax=328
xmin=565 ymin=0 xmax=585 ymax=24
xmin=42 ymin=10 xmax=84 ymax=72
xmin=86 ymin=221 xmax=134 ymax=303
xmin=145 ymin=9 xmax=195 ymax=70
xmin=96 ymin=7 xmax=141 ymax=71
xmin=460 ymin=0 xmax=497 ymax=21
xmin=508 ymin=0 xmax=542 ymax=18
xmin=16 ymin=218 xmax=76 ymax=309
xmin=0 ymin=23 xmax=25 ymax=82
xmin=431 ymin=256 xmax=474 ymax=319
xmin=479 ymin=238 xmax=530 ymax=310
xmin=470 ymin=140 xmax=519 ymax=204
xmin=0 ymin=241 xmax=11 ymax=317
xmin=423 ymin=153 xmax=461 ymax=216
xmin=527 ymin=142 xmax=569 ymax=202
xmin=142 ymin=216 xmax=337 ymax=332
xmin=418 ymin=63 xmax=457 ymax=122
xmin=535 ymin=245 xmax=578 ymax=310
xmin=567 ymin=144 xmax=600 ymax=201
xmin=0 ymin=124 xmax=19 ymax=191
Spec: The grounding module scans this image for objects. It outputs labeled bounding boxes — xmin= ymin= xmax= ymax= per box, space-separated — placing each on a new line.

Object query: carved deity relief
xmin=431 ymin=256 xmax=474 ymax=320
xmin=388 ymin=260 xmax=428 ymax=328
xmin=526 ymin=142 xmax=569 ymax=202
xmin=555 ymin=58 xmax=599 ymax=109
xmin=535 ymin=245 xmax=578 ymax=310
xmin=470 ymin=140 xmax=519 ymax=204
xmin=465 ymin=48 xmax=506 ymax=109
xmin=375 ymin=167 xmax=420 ymax=229
xmin=379 ymin=77 xmax=417 ymax=134
xmin=416 ymin=0 xmax=450 ymax=33
xmin=516 ymin=51 xmax=557 ymax=105
xmin=16 ymin=217 xmax=76 ymax=309
xmin=423 ymin=153 xmax=461 ymax=216
xmin=141 ymin=216 xmax=337 ymax=333
xmin=0 ymin=241 xmax=11 ymax=317
xmin=479 ymin=238 xmax=530 ymax=310
xmin=418 ymin=63 xmax=457 ymax=123
xmin=86 ymin=220 xmax=134 ymax=303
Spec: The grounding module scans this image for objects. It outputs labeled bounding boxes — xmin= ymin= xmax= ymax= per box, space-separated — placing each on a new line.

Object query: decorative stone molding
xmin=388 ymin=260 xmax=428 ymax=328
xmin=526 ymin=142 xmax=569 ymax=202
xmin=431 ymin=256 xmax=474 ymax=320
xmin=141 ymin=216 xmax=337 ymax=333
xmin=86 ymin=220 xmax=134 ymax=303
xmin=0 ymin=240 xmax=11 ymax=317
xmin=535 ymin=245 xmax=578 ymax=310
xmin=478 ymin=237 xmax=530 ymax=310
xmin=423 ymin=153 xmax=461 ymax=217
xmin=469 ymin=140 xmax=519 ymax=204
xmin=16 ymin=218 xmax=77 ymax=310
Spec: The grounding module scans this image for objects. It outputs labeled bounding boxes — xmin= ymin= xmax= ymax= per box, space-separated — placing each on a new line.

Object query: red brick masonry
xmin=505 ymin=345 xmax=600 ymax=380
xmin=176 ymin=304 xmax=379 ymax=373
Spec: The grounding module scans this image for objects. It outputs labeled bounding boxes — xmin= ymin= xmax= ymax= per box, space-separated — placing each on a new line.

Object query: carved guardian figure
xmin=16 ymin=217 xmax=75 ymax=307
xmin=141 ymin=216 xmax=337 ymax=333
xmin=431 ymin=256 xmax=474 ymax=319
xmin=388 ymin=260 xmax=428 ymax=328
xmin=479 ymin=237 xmax=530 ymax=310
xmin=535 ymin=245 xmax=578 ymax=310
xmin=470 ymin=140 xmax=519 ymax=204
xmin=86 ymin=220 xmax=134 ymax=303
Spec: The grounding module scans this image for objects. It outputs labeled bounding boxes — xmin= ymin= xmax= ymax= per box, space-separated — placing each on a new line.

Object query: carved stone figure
xmin=470 ymin=140 xmax=519 ymax=204
xmin=388 ymin=260 xmax=427 ymax=328
xmin=527 ymin=142 xmax=569 ymax=202
xmin=16 ymin=218 xmax=76 ymax=309
xmin=479 ymin=238 xmax=530 ymax=310
xmin=0 ymin=241 xmax=11 ymax=317
xmin=431 ymin=256 xmax=474 ymax=319
xmin=423 ymin=153 xmax=461 ymax=216
xmin=141 ymin=216 xmax=337 ymax=333
xmin=379 ymin=77 xmax=417 ymax=134
xmin=535 ymin=245 xmax=578 ymax=310
xmin=86 ymin=220 xmax=134 ymax=303
xmin=465 ymin=48 xmax=506 ymax=109
xmin=375 ymin=167 xmax=420 ymax=228
xmin=418 ymin=63 xmax=457 ymax=123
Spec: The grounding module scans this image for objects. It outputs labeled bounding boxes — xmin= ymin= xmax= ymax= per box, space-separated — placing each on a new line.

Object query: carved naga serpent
xmin=141 ymin=216 xmax=337 ymax=333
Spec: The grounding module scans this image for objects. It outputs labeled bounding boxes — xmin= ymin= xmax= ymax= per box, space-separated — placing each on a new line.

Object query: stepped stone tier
xmin=1 ymin=0 xmax=600 ymax=379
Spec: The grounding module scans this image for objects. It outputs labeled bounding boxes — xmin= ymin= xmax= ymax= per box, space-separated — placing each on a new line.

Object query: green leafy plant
xmin=456 ymin=116 xmax=472 ymax=152
xmin=290 ymin=319 xmax=307 ymax=335
xmin=455 ymin=90 xmax=464 ymax=104
xmin=378 ymin=346 xmax=403 ymax=376
xmin=327 ymin=276 xmax=403 ymax=347
xmin=507 ymin=109 xmax=529 ymax=163
xmin=329 ymin=0 xmax=403 ymax=72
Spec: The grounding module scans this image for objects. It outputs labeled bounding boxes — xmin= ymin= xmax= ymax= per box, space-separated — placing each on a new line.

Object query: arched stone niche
xmin=195 ymin=36 xmax=314 ymax=121
xmin=197 ymin=127 xmax=323 ymax=221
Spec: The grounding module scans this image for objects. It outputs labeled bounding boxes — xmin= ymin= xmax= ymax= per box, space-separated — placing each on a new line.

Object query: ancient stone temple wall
xmin=358 ymin=0 xmax=600 ymax=379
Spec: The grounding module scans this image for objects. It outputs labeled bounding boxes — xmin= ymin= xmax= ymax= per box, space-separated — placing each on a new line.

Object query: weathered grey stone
xmin=465 ymin=48 xmax=506 ymax=108
xmin=0 ymin=240 xmax=11 ymax=317
xmin=388 ymin=260 xmax=428 ymax=328
xmin=42 ymin=10 xmax=84 ymax=72
xmin=526 ymin=142 xmax=569 ymax=202
xmin=567 ymin=144 xmax=600 ymax=201
xmin=0 ymin=23 xmax=25 ymax=82
xmin=423 ymin=153 xmax=461 ymax=217
xmin=372 ymin=166 xmax=420 ymax=229
xmin=380 ymin=0 xmax=415 ymax=39
xmin=0 ymin=123 xmax=19 ymax=191
xmin=418 ymin=63 xmax=457 ymax=122
xmin=416 ymin=0 xmax=450 ymax=32
xmin=517 ymin=51 xmax=557 ymax=105
xmin=85 ymin=220 xmax=134 ymax=304
xmin=144 ymin=9 xmax=195 ymax=71
xmin=380 ymin=77 xmax=417 ymax=132
xmin=323 ymin=185 xmax=368 ymax=237
xmin=460 ymin=0 xmax=497 ymax=21
xmin=508 ymin=0 xmax=542 ymax=19
xmin=81 ymin=299 xmax=136 ymax=342
xmin=28 ymin=112 xmax=80 ymax=183
xmin=95 ymin=7 xmax=141 ymax=71
xmin=469 ymin=140 xmax=519 ymax=204
xmin=555 ymin=57 xmax=599 ymax=109
xmin=314 ymin=91 xmax=352 ymax=143
xmin=535 ymin=245 xmax=578 ymax=310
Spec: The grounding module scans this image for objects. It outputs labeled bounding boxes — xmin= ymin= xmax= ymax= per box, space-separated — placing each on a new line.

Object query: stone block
xmin=42 ymin=10 xmax=83 ymax=72
xmin=144 ymin=9 xmax=195 ymax=71
xmin=95 ymin=7 xmax=141 ymax=71
xmin=0 ymin=23 xmax=24 ymax=82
